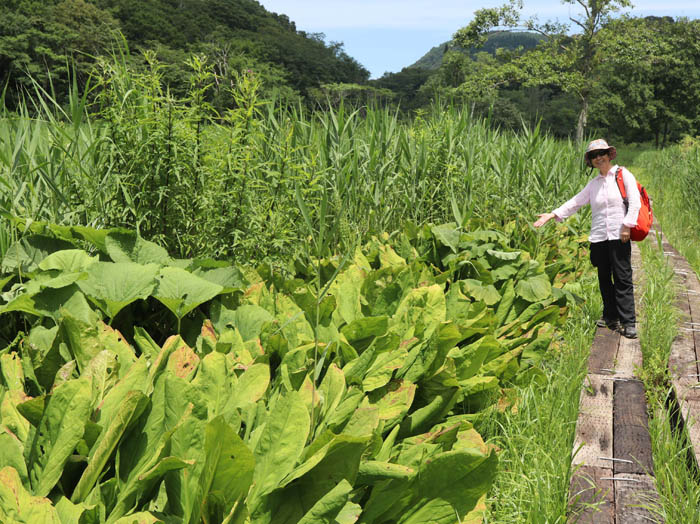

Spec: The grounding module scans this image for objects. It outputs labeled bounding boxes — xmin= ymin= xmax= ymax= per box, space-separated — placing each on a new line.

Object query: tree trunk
xmin=662 ymin=119 xmax=669 ymax=148
xmin=576 ymin=97 xmax=588 ymax=143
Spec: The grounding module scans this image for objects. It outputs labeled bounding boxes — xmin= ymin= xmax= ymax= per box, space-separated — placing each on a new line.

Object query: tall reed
xmin=635 ymin=141 xmax=700 ymax=273
xmin=0 ymin=52 xmax=591 ymax=264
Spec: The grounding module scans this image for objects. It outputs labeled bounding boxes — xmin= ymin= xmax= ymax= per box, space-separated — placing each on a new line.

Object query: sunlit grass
xmin=0 ymin=57 xmax=591 ymax=264
xmin=482 ymin=274 xmax=600 ymax=523
xmin=638 ymin=238 xmax=700 ymax=523
xmin=634 ymin=145 xmax=700 ymax=274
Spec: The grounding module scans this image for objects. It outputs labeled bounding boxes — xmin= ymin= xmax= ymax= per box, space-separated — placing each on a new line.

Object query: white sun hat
xmin=584 ymin=139 xmax=617 ymax=167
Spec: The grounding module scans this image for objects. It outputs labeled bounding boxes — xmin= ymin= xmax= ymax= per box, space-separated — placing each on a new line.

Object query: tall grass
xmin=638 ymin=239 xmax=700 ymax=523
xmin=635 ymin=141 xmax=700 ymax=273
xmin=0 ymin=52 xmax=591 ymax=264
xmin=482 ymin=274 xmax=600 ymax=523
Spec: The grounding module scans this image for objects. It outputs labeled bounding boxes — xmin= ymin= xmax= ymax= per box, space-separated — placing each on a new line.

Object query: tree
xmin=0 ymin=0 xmax=119 ymax=107
xmin=454 ymin=0 xmax=633 ymax=142
xmin=589 ymin=16 xmax=700 ymax=146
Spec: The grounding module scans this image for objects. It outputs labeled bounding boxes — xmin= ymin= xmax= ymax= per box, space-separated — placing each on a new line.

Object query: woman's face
xmin=589 ymin=149 xmax=610 ymax=170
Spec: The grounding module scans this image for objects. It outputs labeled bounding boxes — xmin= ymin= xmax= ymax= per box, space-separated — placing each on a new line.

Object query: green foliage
xmin=308 ymin=83 xmax=395 ymax=109
xmin=410 ymin=31 xmax=545 ymax=71
xmin=634 ymin=142 xmax=700 ymax=273
xmin=0 ymin=219 xmax=587 ymax=522
xmin=0 ymin=58 xmax=592 ymax=264
xmin=591 ymin=17 xmax=700 ymax=146
xmin=454 ymin=0 xmax=634 ymax=140
xmin=0 ymin=0 xmax=120 ymax=107
xmin=0 ymin=0 xmax=369 ymax=110
xmin=369 ymin=67 xmax=433 ymax=111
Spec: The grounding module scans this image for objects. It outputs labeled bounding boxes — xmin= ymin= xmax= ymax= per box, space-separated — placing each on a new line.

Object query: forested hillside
xmin=411 ymin=32 xmax=544 ymax=70
xmin=2 ymin=0 xmax=700 ymax=144
xmin=0 ymin=0 xmax=369 ymax=107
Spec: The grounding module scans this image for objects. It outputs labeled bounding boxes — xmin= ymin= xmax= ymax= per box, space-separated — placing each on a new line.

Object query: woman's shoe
xmin=620 ymin=324 xmax=638 ymax=339
xmin=596 ymin=317 xmax=621 ymax=330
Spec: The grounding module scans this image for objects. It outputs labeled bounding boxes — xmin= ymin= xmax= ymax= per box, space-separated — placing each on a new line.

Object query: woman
xmin=533 ymin=139 xmax=641 ymax=339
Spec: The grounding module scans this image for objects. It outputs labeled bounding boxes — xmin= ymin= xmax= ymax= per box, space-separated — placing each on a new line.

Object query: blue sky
xmin=257 ymin=1 xmax=700 ymax=78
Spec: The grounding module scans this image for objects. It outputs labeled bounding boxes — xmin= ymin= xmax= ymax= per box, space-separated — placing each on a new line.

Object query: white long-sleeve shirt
xmin=552 ymin=165 xmax=641 ymax=242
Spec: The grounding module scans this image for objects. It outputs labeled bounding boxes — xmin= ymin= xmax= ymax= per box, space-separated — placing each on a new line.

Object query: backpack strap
xmin=615 ymin=166 xmax=629 ymax=211
xmin=615 ymin=167 xmax=627 ymax=200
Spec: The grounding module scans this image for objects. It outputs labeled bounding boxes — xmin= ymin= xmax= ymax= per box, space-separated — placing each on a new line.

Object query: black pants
xmin=590 ymin=240 xmax=636 ymax=326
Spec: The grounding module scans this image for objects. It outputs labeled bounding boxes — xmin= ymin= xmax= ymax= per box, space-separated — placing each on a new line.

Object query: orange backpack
xmin=615 ymin=167 xmax=653 ymax=241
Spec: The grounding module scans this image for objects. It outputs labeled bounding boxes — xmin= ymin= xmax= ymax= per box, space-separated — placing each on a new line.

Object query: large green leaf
xmin=55 ymin=496 xmax=100 ymax=524
xmin=23 ymin=326 xmax=62 ymax=391
xmin=0 ymin=466 xmax=61 ymax=523
xmin=398 ymin=449 xmax=497 ymax=524
xmin=430 ymin=223 xmax=460 ymax=253
xmin=459 ymin=279 xmax=501 ymax=306
xmin=515 ymin=273 xmax=552 ymax=303
xmin=213 ymin=305 xmax=274 ymax=342
xmin=367 ymin=380 xmax=416 ymax=430
xmin=1 ymin=352 xmax=24 ymax=391
xmin=77 ymin=262 xmax=159 ymax=319
xmin=362 ymin=349 xmax=408 ymax=392
xmin=72 ymin=391 xmax=149 ymax=503
xmin=153 ymin=267 xmax=223 ymax=321
xmin=111 ymin=512 xmax=163 ymax=524
xmin=1 ymin=390 xmax=31 ymax=444
xmin=494 ymin=279 xmax=516 ymax=326
xmin=96 ymin=357 xmax=149 ymax=426
xmin=193 ymin=266 xmax=248 ymax=294
xmin=249 ymin=392 xmax=310 ymax=506
xmin=340 ymin=316 xmax=389 ymax=344
xmin=227 ymin=363 xmax=270 ymax=413
xmin=114 ymin=373 xmax=206 ymax=521
xmin=197 ymin=417 xmax=255 ymax=524
xmin=1 ymin=234 xmax=75 ymax=273
xmin=0 ymin=429 xmax=29 ymax=487
xmin=297 ymin=479 xmax=353 ymax=524
xmin=60 ymin=313 xmax=134 ymax=374
xmin=391 ymin=284 xmax=445 ymax=341
xmin=0 ymin=283 xmax=84 ymax=321
xmin=332 ymin=265 xmax=365 ymax=325
xmin=38 ymin=250 xmax=98 ymax=272
xmin=191 ymin=353 xmax=231 ymax=419
xmin=27 ymin=379 xmax=93 ymax=496
xmin=105 ymin=231 xmax=173 ymax=265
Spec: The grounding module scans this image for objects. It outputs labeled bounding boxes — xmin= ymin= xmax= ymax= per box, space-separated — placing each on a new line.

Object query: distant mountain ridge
xmin=411 ymin=31 xmax=545 ymax=70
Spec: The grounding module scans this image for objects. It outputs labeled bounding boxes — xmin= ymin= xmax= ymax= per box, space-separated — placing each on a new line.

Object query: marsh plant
xmin=0 ymin=52 xmax=590 ymax=265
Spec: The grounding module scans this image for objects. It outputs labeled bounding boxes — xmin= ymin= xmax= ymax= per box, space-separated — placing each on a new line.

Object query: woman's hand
xmin=621 ymin=225 xmax=631 ymax=243
xmin=534 ymin=213 xmax=556 ymax=228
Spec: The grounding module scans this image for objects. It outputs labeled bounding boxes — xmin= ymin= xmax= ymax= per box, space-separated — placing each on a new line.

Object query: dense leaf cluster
xmin=0 ymin=220 xmax=586 ymax=522
xmin=0 ymin=0 xmax=369 ymax=109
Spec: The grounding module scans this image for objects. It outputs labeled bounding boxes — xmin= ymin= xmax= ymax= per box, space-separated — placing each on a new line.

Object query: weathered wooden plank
xmin=614 ymin=473 xmax=661 ymax=524
xmin=588 ymin=328 xmax=620 ymax=375
xmin=568 ymin=465 xmax=614 ymax=524
xmin=615 ymin=335 xmax=643 ymax=379
xmin=573 ymin=374 xmax=614 ymax=468
xmin=687 ymin=292 xmax=700 ymax=369
xmin=630 ymin=245 xmax=643 ymax=271
xmin=682 ymin=399 xmax=700 ymax=472
xmin=573 ymin=411 xmax=614 ymax=468
xmin=668 ymin=302 xmax=698 ymax=379
xmin=614 ymin=380 xmax=654 ymax=475
xmin=674 ymin=376 xmax=700 ymax=403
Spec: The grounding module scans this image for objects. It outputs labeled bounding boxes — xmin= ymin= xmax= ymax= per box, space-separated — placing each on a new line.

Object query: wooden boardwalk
xmin=569 ymin=242 xmax=663 ymax=523
xmin=656 ymin=228 xmax=700 ymax=473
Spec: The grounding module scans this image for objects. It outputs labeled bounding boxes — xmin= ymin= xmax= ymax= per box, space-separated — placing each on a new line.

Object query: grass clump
xmin=482 ymin=273 xmax=600 ymax=523
xmin=638 ymin=238 xmax=700 ymax=523
xmin=635 ymin=142 xmax=700 ymax=274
